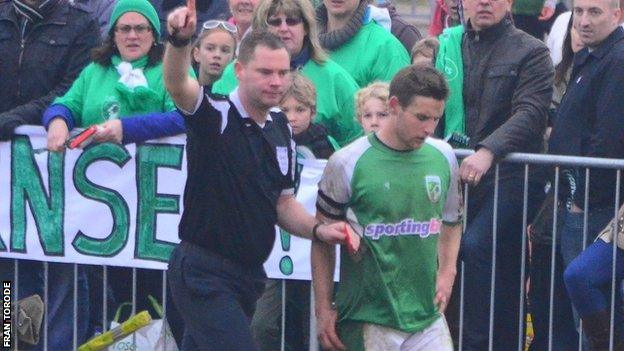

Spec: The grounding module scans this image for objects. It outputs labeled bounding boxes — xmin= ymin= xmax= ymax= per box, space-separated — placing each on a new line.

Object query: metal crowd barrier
xmin=5 ymin=150 xmax=624 ymax=351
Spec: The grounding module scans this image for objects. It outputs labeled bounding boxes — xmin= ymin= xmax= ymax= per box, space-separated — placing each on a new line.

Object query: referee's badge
xmin=276 ymin=146 xmax=289 ymax=175
xmin=425 ymin=175 xmax=442 ymax=203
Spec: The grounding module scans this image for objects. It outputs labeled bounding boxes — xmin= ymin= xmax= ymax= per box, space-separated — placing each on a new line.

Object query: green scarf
xmin=435 ymin=25 xmax=465 ymax=138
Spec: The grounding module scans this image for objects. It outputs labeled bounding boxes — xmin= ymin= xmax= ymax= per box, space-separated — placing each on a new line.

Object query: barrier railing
xmin=4 ymin=150 xmax=624 ymax=351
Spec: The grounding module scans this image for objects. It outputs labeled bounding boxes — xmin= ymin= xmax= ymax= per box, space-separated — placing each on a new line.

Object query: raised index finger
xmin=187 ymin=0 xmax=196 ymax=16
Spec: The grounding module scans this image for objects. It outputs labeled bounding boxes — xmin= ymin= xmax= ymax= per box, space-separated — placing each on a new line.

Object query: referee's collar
xmin=230 ymin=88 xmax=280 ymax=128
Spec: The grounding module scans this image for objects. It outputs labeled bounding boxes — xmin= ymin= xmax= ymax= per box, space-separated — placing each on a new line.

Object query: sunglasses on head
xmin=201 ymin=20 xmax=238 ymax=34
xmin=266 ymin=17 xmax=303 ymax=27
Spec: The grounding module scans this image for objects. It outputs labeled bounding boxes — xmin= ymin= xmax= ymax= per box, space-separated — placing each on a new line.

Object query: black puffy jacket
xmin=0 ymin=0 xmax=100 ymax=139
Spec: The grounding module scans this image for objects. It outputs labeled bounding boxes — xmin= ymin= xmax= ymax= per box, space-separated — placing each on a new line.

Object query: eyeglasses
xmin=115 ymin=24 xmax=152 ymax=35
xmin=201 ymin=20 xmax=238 ymax=34
xmin=266 ymin=17 xmax=303 ymax=27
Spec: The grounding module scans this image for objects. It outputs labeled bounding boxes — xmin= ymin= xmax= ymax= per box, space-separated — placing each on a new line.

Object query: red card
xmin=343 ymin=223 xmax=357 ymax=255
xmin=67 ymin=126 xmax=97 ymax=149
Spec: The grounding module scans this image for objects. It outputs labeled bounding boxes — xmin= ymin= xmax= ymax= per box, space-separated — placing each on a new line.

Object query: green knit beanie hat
xmin=109 ymin=0 xmax=161 ymax=40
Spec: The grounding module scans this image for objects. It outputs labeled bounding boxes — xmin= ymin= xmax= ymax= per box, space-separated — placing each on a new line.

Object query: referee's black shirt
xmin=178 ymin=87 xmax=295 ymax=270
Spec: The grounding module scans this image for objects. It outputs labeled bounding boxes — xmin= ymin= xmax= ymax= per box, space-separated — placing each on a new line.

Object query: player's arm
xmin=435 ymin=222 xmax=462 ymax=313
xmin=311 ymin=212 xmax=346 ymax=351
xmin=311 ymin=153 xmax=356 ymax=350
xmin=276 ymin=195 xmax=347 ymax=245
xmin=163 ymin=1 xmax=201 ymax=113
xmin=436 ymin=143 xmax=464 ymax=313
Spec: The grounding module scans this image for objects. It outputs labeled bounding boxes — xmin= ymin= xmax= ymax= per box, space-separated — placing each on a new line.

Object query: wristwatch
xmin=312 ymin=222 xmax=324 ymax=242
xmin=167 ymin=35 xmax=192 ymax=48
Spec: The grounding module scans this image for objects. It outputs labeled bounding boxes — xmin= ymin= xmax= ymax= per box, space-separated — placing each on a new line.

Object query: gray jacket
xmin=460 ymin=16 xmax=553 ymax=180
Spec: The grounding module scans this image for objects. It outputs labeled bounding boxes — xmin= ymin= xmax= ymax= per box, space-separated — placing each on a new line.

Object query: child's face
xmin=193 ymin=30 xmax=236 ymax=79
xmin=281 ymin=96 xmax=314 ymax=135
xmin=359 ymin=97 xmax=389 ymax=133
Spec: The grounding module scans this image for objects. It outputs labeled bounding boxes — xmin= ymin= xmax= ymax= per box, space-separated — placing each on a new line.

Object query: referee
xmin=163 ymin=5 xmax=355 ymax=350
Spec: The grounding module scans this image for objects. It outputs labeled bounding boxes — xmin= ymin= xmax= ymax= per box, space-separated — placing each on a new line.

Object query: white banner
xmin=0 ymin=126 xmax=337 ymax=280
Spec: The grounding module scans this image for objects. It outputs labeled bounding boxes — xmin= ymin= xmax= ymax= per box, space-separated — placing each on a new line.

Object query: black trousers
xmin=167 ymin=241 xmax=266 ymax=351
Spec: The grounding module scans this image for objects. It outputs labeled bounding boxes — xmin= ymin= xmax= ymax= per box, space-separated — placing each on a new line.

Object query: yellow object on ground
xmin=78 ymin=311 xmax=152 ymax=351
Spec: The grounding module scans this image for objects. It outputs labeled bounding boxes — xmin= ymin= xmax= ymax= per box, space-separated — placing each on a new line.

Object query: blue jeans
xmin=565 ymin=239 xmax=624 ymax=333
xmin=167 ymin=241 xmax=266 ymax=351
xmin=460 ymin=179 xmax=543 ymax=350
xmin=554 ymin=207 xmax=615 ymax=349
xmin=0 ymin=259 xmax=89 ymax=350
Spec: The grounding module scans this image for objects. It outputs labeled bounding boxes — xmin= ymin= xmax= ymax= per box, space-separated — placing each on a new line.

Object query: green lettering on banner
xmin=135 ymin=144 xmax=183 ymax=262
xmin=10 ymin=136 xmax=65 ymax=254
xmin=279 ymin=228 xmax=293 ymax=275
xmin=72 ymin=143 xmax=131 ymax=256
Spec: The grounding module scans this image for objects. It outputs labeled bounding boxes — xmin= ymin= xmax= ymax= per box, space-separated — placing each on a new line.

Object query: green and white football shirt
xmin=317 ymin=133 xmax=463 ymax=333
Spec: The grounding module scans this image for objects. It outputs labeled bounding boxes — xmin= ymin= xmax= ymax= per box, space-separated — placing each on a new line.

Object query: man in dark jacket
xmin=549 ymin=0 xmax=624 ymax=347
xmin=0 ymin=0 xmax=100 ymax=139
xmin=0 ymin=0 xmax=99 ymax=349
xmin=444 ymin=0 xmax=553 ymax=349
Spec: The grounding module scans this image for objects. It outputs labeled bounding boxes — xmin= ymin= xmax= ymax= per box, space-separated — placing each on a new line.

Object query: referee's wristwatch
xmin=167 ymin=34 xmax=192 ymax=48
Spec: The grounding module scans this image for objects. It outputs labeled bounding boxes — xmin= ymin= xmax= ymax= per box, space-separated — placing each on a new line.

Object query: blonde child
xmin=355 ymin=82 xmax=390 ymax=133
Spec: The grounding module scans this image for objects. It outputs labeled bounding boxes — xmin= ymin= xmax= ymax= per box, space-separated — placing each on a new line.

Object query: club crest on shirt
xmin=102 ymin=97 xmax=120 ymax=120
xmin=276 ymin=146 xmax=289 ymax=176
xmin=425 ymin=175 xmax=442 ymax=203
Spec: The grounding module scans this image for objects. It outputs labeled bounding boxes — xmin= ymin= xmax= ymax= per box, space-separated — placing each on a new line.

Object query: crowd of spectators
xmin=1 ymin=0 xmax=624 ymax=349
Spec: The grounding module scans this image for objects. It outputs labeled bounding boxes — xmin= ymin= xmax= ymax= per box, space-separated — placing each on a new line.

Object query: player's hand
xmin=93 ymin=120 xmax=122 ymax=144
xmin=166 ymin=0 xmax=197 ymax=40
xmin=316 ymin=306 xmax=346 ymax=351
xmin=434 ymin=269 xmax=456 ymax=314
xmin=47 ymin=118 xmax=69 ymax=152
xmin=460 ymin=148 xmax=494 ymax=186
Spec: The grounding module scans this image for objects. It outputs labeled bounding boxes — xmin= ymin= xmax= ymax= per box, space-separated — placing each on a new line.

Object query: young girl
xmin=192 ymin=20 xmax=237 ymax=89
xmin=355 ymin=82 xmax=390 ymax=134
